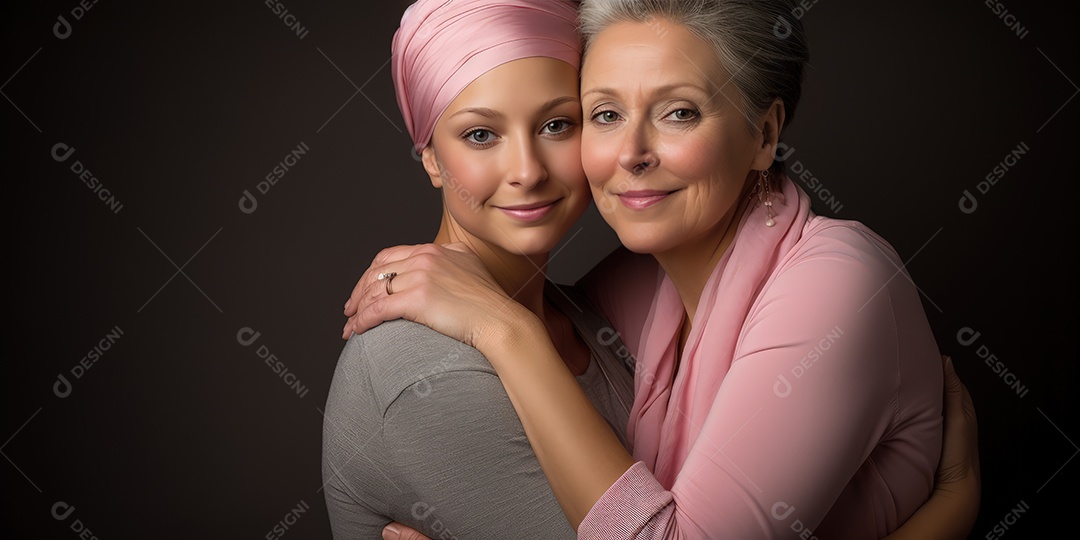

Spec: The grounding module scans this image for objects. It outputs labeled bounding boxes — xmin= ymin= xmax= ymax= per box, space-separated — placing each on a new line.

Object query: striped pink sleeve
xmin=578 ymin=462 xmax=676 ymax=540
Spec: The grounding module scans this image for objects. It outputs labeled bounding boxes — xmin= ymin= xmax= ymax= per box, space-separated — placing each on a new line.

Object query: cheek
xmin=581 ymin=130 xmax=620 ymax=188
xmin=661 ymin=132 xmax=727 ymax=179
xmin=548 ymin=141 xmax=588 ymax=192
xmin=440 ymin=150 xmax=499 ymax=204
xmin=672 ymin=132 xmax=752 ymax=222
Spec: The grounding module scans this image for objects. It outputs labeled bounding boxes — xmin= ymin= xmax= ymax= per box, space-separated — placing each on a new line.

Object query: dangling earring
xmin=758 ymin=169 xmax=775 ymax=227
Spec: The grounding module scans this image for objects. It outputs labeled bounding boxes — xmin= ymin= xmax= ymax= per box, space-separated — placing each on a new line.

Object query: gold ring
xmin=377 ymin=272 xmax=398 ymax=295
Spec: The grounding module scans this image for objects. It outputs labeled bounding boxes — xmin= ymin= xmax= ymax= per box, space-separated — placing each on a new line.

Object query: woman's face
xmin=424 ymin=57 xmax=589 ymax=256
xmin=580 ymin=20 xmax=776 ymax=255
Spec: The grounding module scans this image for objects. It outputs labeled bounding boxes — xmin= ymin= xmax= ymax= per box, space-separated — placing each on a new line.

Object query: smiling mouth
xmin=496 ymin=199 xmax=562 ymax=222
xmin=617 ymin=190 xmax=677 ymax=210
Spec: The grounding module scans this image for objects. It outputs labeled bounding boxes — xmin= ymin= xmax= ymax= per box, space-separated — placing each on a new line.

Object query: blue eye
xmin=464 ymin=129 xmax=495 ymax=146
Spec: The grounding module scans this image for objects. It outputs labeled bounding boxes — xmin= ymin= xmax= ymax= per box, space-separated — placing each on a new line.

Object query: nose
xmin=506 ymin=135 xmax=547 ymax=189
xmin=617 ymin=117 xmax=659 ymax=175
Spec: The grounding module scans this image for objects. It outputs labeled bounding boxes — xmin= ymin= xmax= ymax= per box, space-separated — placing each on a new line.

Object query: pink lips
xmin=496 ymin=199 xmax=560 ymax=222
xmin=617 ymin=190 xmax=674 ymax=210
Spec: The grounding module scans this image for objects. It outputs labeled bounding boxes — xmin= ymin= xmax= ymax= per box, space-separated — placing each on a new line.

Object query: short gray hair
xmin=579 ymin=0 xmax=809 ymax=141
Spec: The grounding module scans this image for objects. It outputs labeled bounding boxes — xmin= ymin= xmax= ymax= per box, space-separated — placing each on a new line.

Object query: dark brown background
xmin=3 ymin=1 xmax=1076 ymax=537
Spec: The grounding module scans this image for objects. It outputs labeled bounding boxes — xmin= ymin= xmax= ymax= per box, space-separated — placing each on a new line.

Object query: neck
xmin=652 ymin=181 xmax=756 ymax=326
xmin=433 ymin=210 xmax=549 ymax=319
xmin=429 ymin=206 xmax=596 ymax=376
xmin=433 ymin=206 xmax=592 ymax=375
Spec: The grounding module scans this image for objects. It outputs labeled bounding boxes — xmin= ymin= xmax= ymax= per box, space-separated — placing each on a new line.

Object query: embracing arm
xmin=482 ymin=309 xmax=638 ymax=527
xmin=884 ymin=357 xmax=981 ymax=540
xmin=344 ymin=242 xmax=974 ymax=538
xmin=342 ymin=244 xmax=637 ymax=528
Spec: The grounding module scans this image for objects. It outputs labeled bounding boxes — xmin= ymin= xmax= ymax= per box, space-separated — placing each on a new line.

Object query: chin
xmin=611 ymin=222 xmax=680 ymax=255
xmin=498 ymin=227 xmax=565 ymax=256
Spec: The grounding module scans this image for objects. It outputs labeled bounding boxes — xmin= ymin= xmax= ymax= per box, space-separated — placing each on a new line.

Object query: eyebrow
xmin=447 ymin=96 xmax=580 ymax=120
xmin=582 ymin=84 xmax=711 ymax=100
xmin=539 ymin=96 xmax=581 ymax=112
xmin=449 ymin=107 xmax=502 ymax=120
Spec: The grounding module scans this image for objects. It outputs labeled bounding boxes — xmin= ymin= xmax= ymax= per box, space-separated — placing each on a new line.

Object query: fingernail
xmin=344 ymin=299 xmax=351 ymax=310
xmin=382 ymin=523 xmax=401 ymax=540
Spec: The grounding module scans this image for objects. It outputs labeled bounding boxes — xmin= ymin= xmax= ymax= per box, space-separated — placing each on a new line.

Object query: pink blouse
xmin=579 ymin=176 xmax=943 ymax=539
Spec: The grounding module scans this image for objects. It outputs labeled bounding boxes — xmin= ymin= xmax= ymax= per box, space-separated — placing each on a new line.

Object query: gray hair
xmin=579 ymin=0 xmax=809 ymax=147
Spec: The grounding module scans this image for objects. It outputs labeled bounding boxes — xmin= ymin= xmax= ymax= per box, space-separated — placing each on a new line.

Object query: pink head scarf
xmin=392 ymin=0 xmax=582 ymax=152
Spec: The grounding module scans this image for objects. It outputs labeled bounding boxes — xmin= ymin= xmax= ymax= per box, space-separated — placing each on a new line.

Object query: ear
xmin=751 ymin=98 xmax=786 ymax=171
xmin=421 ymin=146 xmax=443 ymax=189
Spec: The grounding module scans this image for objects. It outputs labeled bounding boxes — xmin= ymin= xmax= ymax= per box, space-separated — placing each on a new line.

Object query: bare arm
xmin=484 ymin=310 xmax=636 ymax=527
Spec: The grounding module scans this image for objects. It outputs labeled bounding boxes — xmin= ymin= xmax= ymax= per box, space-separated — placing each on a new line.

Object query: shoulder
xmin=771 ymin=217 xmax=903 ymax=300
xmin=333 ymin=319 xmax=493 ymax=417
xmin=792 ymin=217 xmax=900 ymax=271
xmin=747 ymin=217 xmax=912 ymax=347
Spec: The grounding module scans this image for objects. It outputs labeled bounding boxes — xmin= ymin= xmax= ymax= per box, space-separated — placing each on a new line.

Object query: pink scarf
xmin=627 ymin=175 xmax=814 ymax=488
xmin=392 ymin=0 xmax=582 ymax=152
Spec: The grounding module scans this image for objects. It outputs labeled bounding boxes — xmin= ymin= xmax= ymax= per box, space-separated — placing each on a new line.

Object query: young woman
xmin=322 ymin=2 xmax=634 ymax=538
xmin=343 ymin=1 xmax=980 ymax=540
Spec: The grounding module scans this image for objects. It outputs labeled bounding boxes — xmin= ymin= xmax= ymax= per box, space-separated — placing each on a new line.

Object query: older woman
xmin=342 ymin=0 xmax=979 ymax=538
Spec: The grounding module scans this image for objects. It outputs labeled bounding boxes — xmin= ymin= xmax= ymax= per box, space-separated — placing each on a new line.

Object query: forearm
xmin=481 ymin=311 xmax=636 ymax=529
xmin=885 ymin=478 xmax=980 ymax=540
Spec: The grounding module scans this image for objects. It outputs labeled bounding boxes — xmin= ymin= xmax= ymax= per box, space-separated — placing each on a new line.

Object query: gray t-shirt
xmin=322 ymin=283 xmax=635 ymax=539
